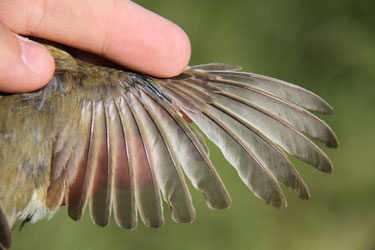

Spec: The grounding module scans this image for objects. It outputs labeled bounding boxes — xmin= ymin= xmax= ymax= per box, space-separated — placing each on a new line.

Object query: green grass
xmin=12 ymin=0 xmax=375 ymax=249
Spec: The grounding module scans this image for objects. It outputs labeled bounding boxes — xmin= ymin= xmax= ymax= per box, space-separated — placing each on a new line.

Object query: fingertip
xmin=14 ymin=35 xmax=55 ymax=92
xmin=105 ymin=1 xmax=191 ymax=78
xmin=0 ymin=31 xmax=55 ymax=93
xmin=152 ymin=25 xmax=191 ymax=78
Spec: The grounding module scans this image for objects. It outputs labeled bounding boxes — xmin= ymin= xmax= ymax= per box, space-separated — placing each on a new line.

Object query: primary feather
xmin=0 ymin=45 xmax=338 ymax=249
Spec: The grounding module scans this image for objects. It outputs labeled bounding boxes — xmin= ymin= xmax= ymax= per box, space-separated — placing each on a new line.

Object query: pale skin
xmin=0 ymin=0 xmax=191 ymax=93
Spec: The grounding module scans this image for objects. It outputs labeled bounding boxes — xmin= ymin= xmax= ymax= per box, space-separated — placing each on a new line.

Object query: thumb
xmin=0 ymin=21 xmax=54 ymax=93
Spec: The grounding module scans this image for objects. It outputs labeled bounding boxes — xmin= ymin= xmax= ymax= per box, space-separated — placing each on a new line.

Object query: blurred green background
xmin=12 ymin=0 xmax=375 ymax=249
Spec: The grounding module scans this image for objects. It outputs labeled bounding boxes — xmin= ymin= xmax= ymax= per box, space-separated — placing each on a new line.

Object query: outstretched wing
xmin=43 ymin=47 xmax=337 ymax=229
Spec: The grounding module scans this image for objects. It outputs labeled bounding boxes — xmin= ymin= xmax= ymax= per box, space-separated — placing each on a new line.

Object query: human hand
xmin=0 ymin=0 xmax=191 ymax=93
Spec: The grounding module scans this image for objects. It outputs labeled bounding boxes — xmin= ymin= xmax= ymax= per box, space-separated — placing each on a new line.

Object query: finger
xmin=0 ymin=0 xmax=191 ymax=78
xmin=0 ymin=20 xmax=54 ymax=93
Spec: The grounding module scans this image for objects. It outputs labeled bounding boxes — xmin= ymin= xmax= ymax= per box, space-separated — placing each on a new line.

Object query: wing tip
xmin=319 ymin=102 xmax=334 ymax=115
xmin=326 ymin=135 xmax=339 ymax=149
xmin=261 ymin=190 xmax=287 ymax=209
xmin=325 ymin=166 xmax=333 ymax=174
xmin=321 ymin=160 xmax=333 ymax=174
xmin=309 ymin=99 xmax=334 ymax=115
xmin=0 ymin=206 xmax=11 ymax=250
xmin=67 ymin=205 xmax=84 ymax=222
xmin=114 ymin=216 xmax=138 ymax=230
xmin=269 ymin=196 xmax=287 ymax=209
xmin=144 ymin=218 xmax=165 ymax=228
xmin=90 ymin=212 xmax=110 ymax=228
xmin=291 ymin=180 xmax=310 ymax=200
xmin=172 ymin=211 xmax=196 ymax=224
xmin=206 ymin=195 xmax=232 ymax=210
xmin=298 ymin=186 xmax=311 ymax=200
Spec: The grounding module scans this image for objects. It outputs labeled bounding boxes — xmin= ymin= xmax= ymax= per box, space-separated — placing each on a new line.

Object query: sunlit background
xmin=13 ymin=0 xmax=375 ymax=249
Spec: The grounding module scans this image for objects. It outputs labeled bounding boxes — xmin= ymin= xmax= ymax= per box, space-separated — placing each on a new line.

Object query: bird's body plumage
xmin=0 ymin=45 xmax=337 ymax=249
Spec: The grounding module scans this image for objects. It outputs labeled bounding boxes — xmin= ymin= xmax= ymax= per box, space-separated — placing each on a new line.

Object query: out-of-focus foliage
xmin=13 ymin=0 xmax=375 ymax=249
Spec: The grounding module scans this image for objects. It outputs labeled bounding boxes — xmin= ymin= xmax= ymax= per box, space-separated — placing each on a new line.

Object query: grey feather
xmin=124 ymin=94 xmax=164 ymax=227
xmin=206 ymin=69 xmax=334 ymax=114
xmin=107 ymin=100 xmax=136 ymax=229
xmin=138 ymin=87 xmax=231 ymax=211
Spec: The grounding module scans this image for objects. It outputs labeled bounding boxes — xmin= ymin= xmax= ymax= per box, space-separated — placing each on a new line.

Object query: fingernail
xmin=17 ymin=35 xmax=45 ymax=74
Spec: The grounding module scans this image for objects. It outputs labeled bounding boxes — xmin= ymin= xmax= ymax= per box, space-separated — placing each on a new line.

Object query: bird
xmin=0 ymin=43 xmax=338 ymax=249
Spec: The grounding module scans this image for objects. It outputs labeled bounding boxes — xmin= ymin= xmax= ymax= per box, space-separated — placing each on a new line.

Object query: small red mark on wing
xmin=178 ymin=108 xmax=193 ymax=123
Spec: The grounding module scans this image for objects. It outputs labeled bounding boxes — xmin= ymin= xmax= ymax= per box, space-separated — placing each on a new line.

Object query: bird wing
xmin=35 ymin=47 xmax=337 ymax=229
